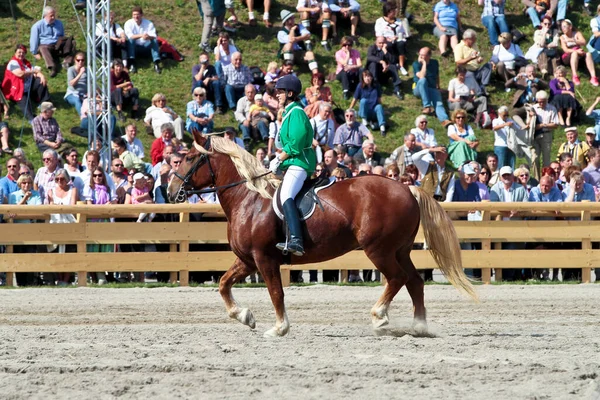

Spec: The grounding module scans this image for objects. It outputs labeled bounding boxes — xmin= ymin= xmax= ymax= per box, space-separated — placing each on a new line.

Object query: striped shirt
xmin=221 ymin=64 xmax=253 ymax=87
xmin=481 ymin=0 xmax=505 ymax=17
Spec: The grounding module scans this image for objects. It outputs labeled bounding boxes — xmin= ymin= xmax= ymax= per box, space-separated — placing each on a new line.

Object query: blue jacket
xmin=490 ymin=182 xmax=529 ymax=202
xmin=529 ymin=186 xmax=563 ymax=202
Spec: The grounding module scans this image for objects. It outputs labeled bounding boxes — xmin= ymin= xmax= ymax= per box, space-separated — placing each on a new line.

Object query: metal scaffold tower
xmin=85 ymin=0 xmax=112 ymax=170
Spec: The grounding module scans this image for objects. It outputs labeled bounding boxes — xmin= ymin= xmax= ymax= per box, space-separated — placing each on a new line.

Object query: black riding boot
xmin=276 ymin=199 xmax=305 ymax=256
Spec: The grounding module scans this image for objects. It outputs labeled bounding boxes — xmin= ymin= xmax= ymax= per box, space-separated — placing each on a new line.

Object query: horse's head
xmin=167 ymin=130 xmax=214 ymax=203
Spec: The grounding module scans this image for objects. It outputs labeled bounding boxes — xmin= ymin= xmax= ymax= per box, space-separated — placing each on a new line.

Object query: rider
xmin=269 ymin=75 xmax=316 ymax=256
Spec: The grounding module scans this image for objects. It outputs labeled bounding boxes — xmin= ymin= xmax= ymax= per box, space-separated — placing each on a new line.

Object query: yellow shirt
xmin=454 ymin=41 xmax=480 ymax=72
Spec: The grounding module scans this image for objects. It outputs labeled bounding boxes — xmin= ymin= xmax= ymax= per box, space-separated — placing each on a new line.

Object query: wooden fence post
xmin=5 ymin=218 xmax=14 ymax=286
xmin=493 ymin=215 xmax=503 ymax=282
xmin=169 ymin=244 xmax=178 ymax=284
xmin=581 ymin=207 xmax=592 ymax=283
xmin=480 ymin=207 xmax=492 ymax=284
xmin=281 ymin=267 xmax=290 ymax=287
xmin=76 ymin=212 xmax=87 ymax=287
xmin=179 ymin=212 xmax=189 ymax=286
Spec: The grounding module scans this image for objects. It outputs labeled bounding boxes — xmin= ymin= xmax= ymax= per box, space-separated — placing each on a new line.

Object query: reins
xmin=184 ymin=171 xmax=272 ymax=196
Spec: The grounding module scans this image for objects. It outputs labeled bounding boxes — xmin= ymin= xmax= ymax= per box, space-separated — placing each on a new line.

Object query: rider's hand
xmin=269 ymin=156 xmax=281 ymax=174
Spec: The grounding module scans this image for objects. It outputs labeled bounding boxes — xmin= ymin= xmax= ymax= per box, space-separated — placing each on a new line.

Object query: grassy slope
xmin=0 ymin=0 xmax=598 ymax=170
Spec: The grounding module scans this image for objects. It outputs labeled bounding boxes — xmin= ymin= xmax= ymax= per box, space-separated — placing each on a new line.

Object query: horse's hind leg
xmin=399 ymin=251 xmax=428 ymax=335
xmin=219 ymin=257 xmax=258 ymax=329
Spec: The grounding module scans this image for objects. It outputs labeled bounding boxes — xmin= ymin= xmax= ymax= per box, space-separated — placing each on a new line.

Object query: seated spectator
xmin=563 ymin=170 xmax=595 ymax=201
xmin=95 ymin=12 xmax=128 ymax=66
xmin=525 ymin=16 xmax=560 ymax=78
xmin=122 ymin=124 xmax=144 ymax=160
xmin=557 ymin=126 xmax=589 ymax=167
xmin=2 ymin=44 xmax=50 ymax=122
xmin=324 ymin=148 xmax=352 ymax=177
xmin=412 ymin=146 xmax=456 ymax=201
xmin=559 ymin=19 xmax=598 ymax=86
xmin=64 ymin=52 xmax=87 ymax=116
xmin=235 ymin=84 xmax=268 ymax=149
xmin=109 ymin=157 xmax=128 ymax=193
xmin=221 ymin=52 xmax=253 ymax=111
xmin=304 ymin=73 xmax=332 ymax=118
xmin=328 ymin=0 xmax=361 ymax=41
xmin=0 ymin=157 xmax=19 ymax=202
xmin=29 ymin=6 xmax=75 ymax=77
xmin=310 ymin=102 xmax=336 ymax=162
xmin=366 ymin=37 xmax=403 ymax=99
xmin=34 ymin=149 xmax=62 ymax=203
xmin=433 ymin=0 xmax=461 ymax=57
xmin=585 ymin=96 xmax=600 ymax=141
xmin=32 ymin=102 xmax=68 ymax=154
xmin=278 ymin=10 xmax=319 ymax=74
xmin=399 ymin=173 xmax=415 ymax=185
xmin=256 ymin=147 xmax=269 ymax=168
xmin=589 ymin=5 xmax=600 ymax=63
xmin=353 ymin=140 xmax=381 ymax=167
xmin=186 ymin=88 xmax=215 ymax=134
xmin=486 ymin=152 xmax=501 ymax=187
xmin=405 ymin=163 xmax=421 ymax=185
xmin=448 ymin=66 xmax=488 ymax=127
xmin=263 ymin=82 xmax=279 ymax=113
xmin=375 ymin=2 xmax=409 ymax=76
xmin=411 ymin=115 xmax=438 ymax=151
xmin=268 ymin=109 xmax=283 ymax=155
xmin=13 ymin=148 xmax=34 ymax=172
xmin=447 ymin=108 xmax=478 ymax=168
xmin=0 ymin=109 xmax=11 ymax=156
xmin=454 ymin=29 xmax=491 ymax=96
xmin=557 ymin=152 xmax=573 ymax=184
xmin=144 ymin=93 xmax=185 ymax=140
xmin=151 ymin=146 xmax=175 ymax=180
xmin=506 ymin=64 xmax=548 ymax=127
xmin=549 ymin=66 xmax=581 ymax=126
xmin=267 ymin=60 xmax=298 ymax=86
xmin=523 ymin=0 xmax=555 ymax=29
xmin=191 ymin=52 xmax=223 ymax=114
xmin=111 ymin=59 xmax=140 ymax=121
xmin=413 ymin=47 xmax=451 ymax=125
xmin=584 ymin=127 xmax=600 ymax=149
xmin=469 ymin=161 xmax=490 ymax=199
xmin=451 ymin=163 xmax=481 ymax=201
xmin=77 ymin=92 xmax=117 ymax=140
xmin=331 ymin=167 xmax=348 ymax=181
xmin=480 ymin=0 xmax=509 ymax=46
xmin=492 ymin=106 xmax=518 ymax=168
xmin=131 ymin=173 xmax=155 ymax=223
xmin=526 ymin=90 xmax=559 ymax=180
xmin=583 ymin=147 xmax=600 ymax=188
xmin=265 ymin=62 xmax=281 ymax=85
xmin=491 ymin=33 xmax=525 ymax=83
xmin=151 ymin=123 xmax=175 ymax=165
xmin=349 ymin=70 xmax=387 ymax=136
xmin=514 ymin=166 xmax=535 ymax=193
xmin=385 ymin=133 xmax=421 ymax=173
xmin=124 ymin=6 xmax=162 ymax=74
xmin=478 ymin=164 xmax=492 ymax=187
xmin=529 ymin=174 xmax=563 ymax=201
xmin=213 ymin=32 xmax=238 ymax=78
xmin=335 ymin=37 xmax=362 ymax=100
xmin=248 ymin=94 xmax=273 ymax=130
xmin=224 ymin=127 xmax=245 ymax=149
xmin=386 ymin=164 xmax=400 ymax=180
xmin=333 ymin=109 xmax=374 ymax=156
xmin=112 ymin=137 xmax=145 ymax=171
xmin=296 ymin=0 xmax=331 ymax=50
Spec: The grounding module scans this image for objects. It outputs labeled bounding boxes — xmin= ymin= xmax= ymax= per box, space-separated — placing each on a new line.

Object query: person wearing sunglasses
xmin=447 ymin=108 xmax=479 ymax=168
xmin=186 ymin=87 xmax=215 ymax=134
xmin=64 ymin=52 xmax=87 ymax=116
xmin=333 ymin=108 xmax=374 ymax=157
xmin=335 ymin=37 xmax=362 ymax=99
xmin=33 ymin=148 xmax=60 ymax=203
xmin=0 ymin=158 xmax=20 ymax=202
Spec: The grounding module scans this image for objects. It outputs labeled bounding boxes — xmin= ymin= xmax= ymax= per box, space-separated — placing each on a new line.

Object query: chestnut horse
xmin=168 ymin=132 xmax=477 ymax=337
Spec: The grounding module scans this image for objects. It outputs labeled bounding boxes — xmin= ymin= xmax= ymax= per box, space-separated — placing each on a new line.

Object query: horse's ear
xmin=192 ymin=129 xmax=207 ymax=148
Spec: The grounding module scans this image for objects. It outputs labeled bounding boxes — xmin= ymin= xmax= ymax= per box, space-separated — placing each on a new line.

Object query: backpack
xmin=249 ymin=66 xmax=266 ymax=87
xmin=157 ymin=37 xmax=185 ymax=62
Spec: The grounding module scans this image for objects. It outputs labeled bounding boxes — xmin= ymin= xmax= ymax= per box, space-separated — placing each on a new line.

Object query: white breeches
xmin=280 ymin=165 xmax=307 ymax=202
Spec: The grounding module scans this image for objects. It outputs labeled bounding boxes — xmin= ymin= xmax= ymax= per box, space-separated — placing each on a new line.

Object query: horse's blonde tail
xmin=409 ymin=186 xmax=479 ymax=302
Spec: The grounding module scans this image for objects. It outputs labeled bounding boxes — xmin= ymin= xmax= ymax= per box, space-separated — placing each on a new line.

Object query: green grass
xmin=1 ymin=0 xmax=599 ymax=170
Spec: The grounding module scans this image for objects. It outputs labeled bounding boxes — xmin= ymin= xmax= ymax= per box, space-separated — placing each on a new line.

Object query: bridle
xmin=171 ymin=138 xmax=272 ymax=203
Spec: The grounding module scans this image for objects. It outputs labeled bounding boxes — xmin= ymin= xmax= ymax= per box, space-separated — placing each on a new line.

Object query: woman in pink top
xmin=335 ymin=36 xmax=362 ymax=100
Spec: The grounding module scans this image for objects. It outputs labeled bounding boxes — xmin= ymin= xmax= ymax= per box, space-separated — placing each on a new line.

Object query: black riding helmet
xmin=275 ymin=74 xmax=302 ymax=96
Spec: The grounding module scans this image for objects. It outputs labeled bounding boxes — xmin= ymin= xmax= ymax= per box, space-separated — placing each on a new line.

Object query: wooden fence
xmin=0 ymin=202 xmax=598 ymax=287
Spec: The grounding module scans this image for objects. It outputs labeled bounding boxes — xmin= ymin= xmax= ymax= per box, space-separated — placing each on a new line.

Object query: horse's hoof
xmin=263 ymin=326 xmax=287 ymax=337
xmin=372 ymin=315 xmax=389 ymax=329
xmin=412 ymin=320 xmax=429 ymax=337
xmin=238 ymin=308 xmax=256 ymax=329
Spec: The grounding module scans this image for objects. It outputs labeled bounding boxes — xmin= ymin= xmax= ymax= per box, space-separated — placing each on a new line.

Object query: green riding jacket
xmin=279 ymin=101 xmax=316 ymax=174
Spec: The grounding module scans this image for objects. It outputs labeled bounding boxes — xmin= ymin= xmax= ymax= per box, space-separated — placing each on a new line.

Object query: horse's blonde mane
xmin=196 ymin=136 xmax=280 ymax=199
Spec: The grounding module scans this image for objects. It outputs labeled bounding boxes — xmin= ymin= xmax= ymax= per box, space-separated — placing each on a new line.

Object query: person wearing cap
xmin=353 ymin=140 xmax=381 ymax=168
xmin=268 ymin=75 xmax=316 ymax=257
xmin=277 ymin=10 xmax=319 ymax=75
xmin=450 ymin=163 xmax=481 ymax=202
xmin=186 ymin=87 xmax=215 ymax=134
xmin=32 ymin=102 xmax=68 ymax=154
xmin=412 ymin=146 xmax=456 ymax=202
xmin=584 ymin=127 xmax=600 ymax=149
xmin=527 ymin=90 xmax=559 ymax=180
xmin=480 ymin=0 xmax=509 ymax=46
xmin=557 ymin=126 xmax=589 ymax=168
xmin=490 ymin=32 xmax=525 ymax=83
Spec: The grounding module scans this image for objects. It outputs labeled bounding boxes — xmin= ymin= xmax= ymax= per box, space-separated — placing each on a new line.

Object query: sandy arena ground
xmin=1 ymin=284 xmax=599 ymax=399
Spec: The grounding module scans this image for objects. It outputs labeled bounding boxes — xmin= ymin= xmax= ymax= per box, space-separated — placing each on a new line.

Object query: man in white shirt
xmin=121 ymin=124 xmax=145 ymax=160
xmin=124 ymin=6 xmax=161 ymax=74
xmin=80 ymin=150 xmax=117 ymax=202
xmin=310 ymin=102 xmax=335 ymax=162
xmin=526 ymin=90 xmax=559 ymax=180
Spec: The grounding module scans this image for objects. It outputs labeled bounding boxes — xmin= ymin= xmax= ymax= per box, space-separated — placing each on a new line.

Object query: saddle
xmin=272 ymin=176 xmax=335 ymax=221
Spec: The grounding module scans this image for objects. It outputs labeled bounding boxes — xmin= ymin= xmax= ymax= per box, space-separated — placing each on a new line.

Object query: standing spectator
xmin=411 ymin=115 xmax=438 ymax=151
xmin=478 ymin=164 xmax=492 ymax=187
xmin=34 ymin=149 xmax=60 ymax=203
xmin=559 ymin=19 xmax=598 ymax=86
xmin=213 ymin=32 xmax=238 ymax=78
xmin=454 ymin=29 xmax=491 ymax=97
xmin=64 ymin=52 xmax=87 ymax=116
xmin=197 ymin=0 xmax=225 ymax=53
xmin=0 ymin=158 xmax=20 ymax=202
xmin=413 ymin=47 xmax=451 ymax=126
xmin=30 ymin=6 xmax=75 ymax=77
xmin=585 ymin=127 xmax=600 ymax=149
xmin=122 ymin=124 xmax=145 ymax=160
xmin=192 ymin=52 xmax=223 ymax=114
xmin=527 ymin=90 xmax=559 ymax=180
xmin=492 ymin=106 xmax=518 ymax=168
xmin=111 ymin=59 xmax=140 ymax=121
xmin=151 ymin=123 xmax=175 ymax=165
xmin=277 ymin=10 xmax=319 ymax=74
xmin=447 ymin=66 xmax=488 ymax=127
xmin=549 ymin=66 xmax=581 ymax=127
xmin=96 ymin=12 xmax=128 ymax=65
xmin=447 ymin=109 xmax=479 ymax=168
xmin=490 ymin=33 xmax=525 ymax=83
xmin=349 ymin=70 xmax=387 ymax=136
xmin=32 ymin=102 xmax=67 ymax=154
xmin=480 ymin=0 xmax=509 ymax=46
xmin=374 ymin=2 xmax=409 ymax=76
xmin=583 ymin=147 xmax=600 ymax=188
xmin=335 ymin=37 xmax=362 ymax=100
xmin=187 ymin=87 xmax=215 ymax=133
xmin=221 ymin=52 xmax=253 ymax=111
xmin=353 ymin=140 xmax=382 ymax=167
xmin=296 ymin=0 xmax=332 ymax=51
xmin=486 ymin=153 xmax=501 ymax=187
xmin=366 ymin=37 xmax=403 ymax=99
xmin=385 ymin=133 xmax=421 ymax=173
xmin=124 ymin=6 xmax=162 ymax=74
xmin=2 ymin=44 xmax=50 ymax=122
xmin=412 ymin=146 xmax=456 ymax=201
xmin=557 ymin=127 xmax=590 ymax=167
xmin=310 ymin=102 xmax=336 ymax=162
xmin=304 ymin=73 xmax=332 ymax=118
xmin=333 ymin=109 xmax=374 ymax=156
xmin=131 ymin=173 xmax=156 ymax=223
xmin=506 ymin=64 xmax=548 ymax=127
xmin=433 ymin=0 xmax=461 ymax=57
xmin=525 ymin=16 xmax=560 ymax=78
xmin=235 ymin=84 xmax=268 ymax=149
xmin=469 ymin=161 xmax=491 ymax=200
xmin=144 ymin=93 xmax=185 ymax=140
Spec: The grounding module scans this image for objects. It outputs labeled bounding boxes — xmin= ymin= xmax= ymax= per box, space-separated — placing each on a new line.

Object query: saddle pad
xmin=272 ymin=177 xmax=335 ymax=221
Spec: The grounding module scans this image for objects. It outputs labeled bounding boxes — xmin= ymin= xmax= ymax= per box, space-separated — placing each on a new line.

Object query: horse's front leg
xmin=256 ymin=256 xmax=289 ymax=337
xmin=219 ymin=257 xmax=257 ymax=329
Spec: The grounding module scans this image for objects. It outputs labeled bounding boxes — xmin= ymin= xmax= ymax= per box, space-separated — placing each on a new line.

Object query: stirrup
xmin=276 ymin=237 xmax=304 ymax=256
